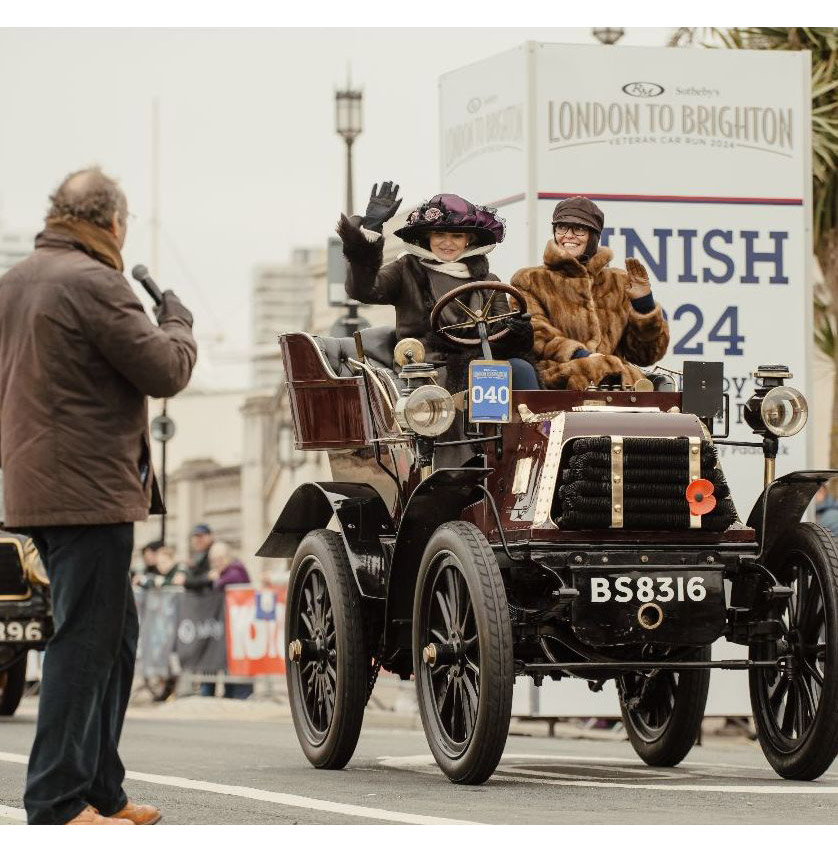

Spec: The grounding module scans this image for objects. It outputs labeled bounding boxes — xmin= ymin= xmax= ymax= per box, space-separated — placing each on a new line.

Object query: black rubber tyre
xmin=0 ymin=653 xmax=27 ymax=717
xmin=618 ymin=645 xmax=710 ymax=767
xmin=286 ymin=530 xmax=367 ymax=769
xmin=413 ymin=521 xmax=513 ymax=784
xmin=749 ymin=522 xmax=838 ymax=780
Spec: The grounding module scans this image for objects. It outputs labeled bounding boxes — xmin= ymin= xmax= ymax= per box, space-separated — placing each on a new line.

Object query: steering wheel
xmin=429 ymin=281 xmax=528 ymax=347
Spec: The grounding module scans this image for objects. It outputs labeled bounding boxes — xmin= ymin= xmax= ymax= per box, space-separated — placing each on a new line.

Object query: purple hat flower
xmin=394 ymin=193 xmax=506 ymax=247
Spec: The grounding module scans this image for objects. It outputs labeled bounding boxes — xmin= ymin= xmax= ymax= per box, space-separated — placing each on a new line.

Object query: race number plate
xmin=468 ymin=360 xmax=512 ymax=424
xmin=0 ymin=619 xmax=45 ymax=644
xmin=571 ymin=569 xmax=726 ymax=646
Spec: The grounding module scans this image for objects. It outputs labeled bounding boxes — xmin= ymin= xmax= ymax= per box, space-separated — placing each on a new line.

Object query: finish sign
xmin=151 ymin=414 xmax=176 ymax=443
xmin=468 ymin=359 xmax=512 ymax=424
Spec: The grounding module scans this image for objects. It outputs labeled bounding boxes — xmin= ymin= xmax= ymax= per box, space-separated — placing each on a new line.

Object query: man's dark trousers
xmin=24 ymin=524 xmax=137 ymax=824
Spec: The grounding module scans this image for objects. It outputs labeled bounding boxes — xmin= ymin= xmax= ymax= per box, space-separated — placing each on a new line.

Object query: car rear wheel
xmin=413 ymin=521 xmax=513 ymax=784
xmin=286 ymin=530 xmax=367 ymax=769
xmin=749 ymin=522 xmax=838 ymax=780
xmin=0 ymin=653 xmax=27 ymax=717
xmin=618 ymin=645 xmax=710 ymax=767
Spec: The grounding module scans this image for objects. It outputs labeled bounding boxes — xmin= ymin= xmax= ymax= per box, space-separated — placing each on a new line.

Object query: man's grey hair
xmin=47 ymin=166 xmax=128 ymax=229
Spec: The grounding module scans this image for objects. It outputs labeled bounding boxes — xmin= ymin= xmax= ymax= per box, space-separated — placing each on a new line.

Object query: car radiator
xmin=555 ymin=436 xmax=738 ymax=531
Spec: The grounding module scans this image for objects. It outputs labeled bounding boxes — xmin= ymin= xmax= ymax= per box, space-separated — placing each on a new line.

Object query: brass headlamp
xmin=743 ymin=365 xmax=809 ymax=488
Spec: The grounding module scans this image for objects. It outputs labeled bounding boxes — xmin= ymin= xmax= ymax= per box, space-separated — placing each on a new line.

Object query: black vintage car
xmin=0 ymin=531 xmax=52 ymax=716
xmin=259 ymin=280 xmax=838 ymax=784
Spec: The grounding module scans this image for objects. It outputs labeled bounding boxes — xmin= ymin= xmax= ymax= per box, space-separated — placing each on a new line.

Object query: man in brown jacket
xmin=0 ymin=167 xmax=197 ymax=825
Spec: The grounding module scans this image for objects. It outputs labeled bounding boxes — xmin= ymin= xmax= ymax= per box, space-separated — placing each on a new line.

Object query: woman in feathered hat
xmin=510 ymin=196 xmax=669 ymax=390
xmin=337 ymin=182 xmax=540 ymax=393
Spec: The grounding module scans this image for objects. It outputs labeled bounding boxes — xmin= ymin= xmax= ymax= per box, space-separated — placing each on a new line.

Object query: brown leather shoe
xmin=66 ymin=805 xmax=133 ymax=825
xmin=110 ymin=801 xmax=162 ymax=825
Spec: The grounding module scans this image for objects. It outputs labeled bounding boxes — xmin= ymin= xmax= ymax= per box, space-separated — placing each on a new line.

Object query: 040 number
xmin=0 ymin=620 xmax=43 ymax=642
xmin=662 ymin=304 xmax=745 ymax=356
xmin=590 ymin=575 xmax=707 ymax=604
xmin=471 ymin=385 xmax=510 ymax=405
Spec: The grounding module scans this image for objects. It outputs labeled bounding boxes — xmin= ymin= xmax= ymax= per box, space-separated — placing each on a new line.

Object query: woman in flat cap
xmin=511 ymin=196 xmax=669 ymax=390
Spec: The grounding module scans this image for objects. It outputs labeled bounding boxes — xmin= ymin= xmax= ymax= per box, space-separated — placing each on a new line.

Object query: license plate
xmin=572 ymin=570 xmax=726 ymax=646
xmin=0 ymin=619 xmax=45 ymax=643
xmin=468 ymin=359 xmax=512 ymax=424
xmin=589 ymin=573 xmax=713 ymax=604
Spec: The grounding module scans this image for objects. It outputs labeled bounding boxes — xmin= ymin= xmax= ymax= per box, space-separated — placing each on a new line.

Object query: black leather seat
xmin=314 ymin=326 xmax=404 ymax=400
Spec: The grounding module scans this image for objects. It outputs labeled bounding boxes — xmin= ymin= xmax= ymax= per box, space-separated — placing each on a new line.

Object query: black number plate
xmin=572 ymin=570 xmax=726 ymax=647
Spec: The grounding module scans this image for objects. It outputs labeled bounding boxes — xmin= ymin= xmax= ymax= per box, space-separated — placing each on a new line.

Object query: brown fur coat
xmin=510 ymin=240 xmax=669 ymax=390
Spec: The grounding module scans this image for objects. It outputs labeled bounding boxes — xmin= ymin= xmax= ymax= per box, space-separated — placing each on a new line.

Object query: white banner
xmin=442 ymin=42 xmax=813 ymax=717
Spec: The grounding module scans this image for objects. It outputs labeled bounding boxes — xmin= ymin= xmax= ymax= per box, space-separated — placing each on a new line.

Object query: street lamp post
xmin=335 ymin=84 xmax=363 ymax=216
xmin=150 ymin=402 xmax=176 ymax=544
xmin=592 ymin=28 xmax=625 ymax=46
xmin=333 ymin=78 xmax=367 ymax=338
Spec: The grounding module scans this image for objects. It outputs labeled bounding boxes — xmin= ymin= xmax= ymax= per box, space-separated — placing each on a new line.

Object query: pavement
xmin=2 ymin=680 xmax=838 ymax=825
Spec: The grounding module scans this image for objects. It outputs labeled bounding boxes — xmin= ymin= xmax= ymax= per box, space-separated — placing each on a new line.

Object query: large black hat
xmin=394 ymin=194 xmax=506 ymax=247
xmin=551 ymin=196 xmax=604 ymax=235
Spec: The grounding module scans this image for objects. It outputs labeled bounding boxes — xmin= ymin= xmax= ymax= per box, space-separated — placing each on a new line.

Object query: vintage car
xmin=258 ymin=280 xmax=837 ymax=785
xmin=0 ymin=530 xmax=51 ymax=716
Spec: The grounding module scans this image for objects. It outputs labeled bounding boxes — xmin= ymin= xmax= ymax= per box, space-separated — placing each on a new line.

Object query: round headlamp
xmin=394 ymin=385 xmax=456 ymax=437
xmin=760 ymin=386 xmax=808 ymax=437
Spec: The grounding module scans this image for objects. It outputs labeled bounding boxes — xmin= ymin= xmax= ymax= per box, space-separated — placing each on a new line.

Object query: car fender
xmin=256 ymin=482 xmax=394 ymax=599
xmin=383 ymin=467 xmax=490 ymax=668
xmin=747 ymin=469 xmax=838 ymax=562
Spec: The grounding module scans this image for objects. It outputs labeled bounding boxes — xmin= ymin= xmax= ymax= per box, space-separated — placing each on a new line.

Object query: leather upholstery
xmin=314 ymin=326 xmax=404 ymax=398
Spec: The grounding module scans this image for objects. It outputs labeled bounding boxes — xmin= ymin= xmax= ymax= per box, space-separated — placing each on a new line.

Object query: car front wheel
xmin=413 ymin=521 xmax=513 ymax=784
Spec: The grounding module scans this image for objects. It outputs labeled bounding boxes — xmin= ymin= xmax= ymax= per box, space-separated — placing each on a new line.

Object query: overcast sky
xmin=0 ymin=27 xmax=678 ymax=387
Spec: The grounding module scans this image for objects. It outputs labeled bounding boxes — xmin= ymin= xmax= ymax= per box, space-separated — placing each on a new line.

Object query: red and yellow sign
xmin=224 ymin=585 xmax=287 ymax=676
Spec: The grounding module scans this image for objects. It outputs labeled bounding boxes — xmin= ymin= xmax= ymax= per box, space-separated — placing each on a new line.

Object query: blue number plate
xmin=468 ymin=360 xmax=512 ymax=424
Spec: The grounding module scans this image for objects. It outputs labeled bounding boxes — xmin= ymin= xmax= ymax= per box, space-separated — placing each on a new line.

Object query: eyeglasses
xmin=554 ymin=224 xmax=590 ymax=237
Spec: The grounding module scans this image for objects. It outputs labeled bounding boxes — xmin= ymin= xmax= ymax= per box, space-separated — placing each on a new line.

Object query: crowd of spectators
xmin=133 ymin=522 xmax=253 ymax=700
xmin=134 ymin=523 xmax=252 ymax=591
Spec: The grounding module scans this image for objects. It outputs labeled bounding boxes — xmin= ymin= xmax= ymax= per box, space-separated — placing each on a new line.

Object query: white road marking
xmin=0 ymin=752 xmax=474 ymax=825
xmin=379 ymin=753 xmax=838 ymax=794
xmin=0 ymin=805 xmax=26 ymax=822
xmin=495 ymin=765 xmax=674 ymax=782
xmin=489 ymin=773 xmax=838 ymax=795
xmin=494 ymin=752 xmax=838 ymax=778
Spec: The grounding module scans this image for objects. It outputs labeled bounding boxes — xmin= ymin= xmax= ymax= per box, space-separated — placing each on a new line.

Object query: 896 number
xmin=0 ymin=620 xmax=43 ymax=642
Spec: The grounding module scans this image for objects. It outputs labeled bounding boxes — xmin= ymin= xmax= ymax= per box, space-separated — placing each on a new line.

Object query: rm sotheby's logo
xmin=622 ymin=82 xmax=664 ymax=98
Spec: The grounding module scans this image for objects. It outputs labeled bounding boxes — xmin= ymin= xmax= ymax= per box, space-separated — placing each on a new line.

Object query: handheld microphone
xmin=131 ymin=264 xmax=164 ymax=306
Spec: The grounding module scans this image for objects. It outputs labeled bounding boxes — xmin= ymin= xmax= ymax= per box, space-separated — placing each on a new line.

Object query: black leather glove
xmin=503 ymin=312 xmax=533 ymax=350
xmin=362 ymin=181 xmax=402 ymax=233
xmin=154 ymin=290 xmax=193 ymax=327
